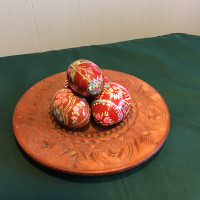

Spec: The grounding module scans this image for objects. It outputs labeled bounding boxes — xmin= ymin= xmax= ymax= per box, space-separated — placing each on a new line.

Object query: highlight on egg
xmin=67 ymin=59 xmax=104 ymax=97
xmin=52 ymin=88 xmax=91 ymax=129
xmin=91 ymin=82 xmax=131 ymax=126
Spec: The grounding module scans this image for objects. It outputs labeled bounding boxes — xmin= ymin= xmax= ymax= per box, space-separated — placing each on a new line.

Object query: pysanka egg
xmin=67 ymin=59 xmax=104 ymax=97
xmin=52 ymin=89 xmax=91 ymax=129
xmin=91 ymin=82 xmax=131 ymax=126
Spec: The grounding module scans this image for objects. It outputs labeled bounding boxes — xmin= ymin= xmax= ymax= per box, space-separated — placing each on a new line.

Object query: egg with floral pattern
xmin=91 ymin=82 xmax=131 ymax=126
xmin=67 ymin=59 xmax=104 ymax=97
xmin=52 ymin=89 xmax=91 ymax=129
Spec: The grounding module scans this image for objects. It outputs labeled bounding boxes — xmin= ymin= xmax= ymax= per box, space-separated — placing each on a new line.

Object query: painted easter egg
xmin=52 ymin=89 xmax=91 ymax=129
xmin=67 ymin=59 xmax=104 ymax=97
xmin=91 ymin=82 xmax=131 ymax=126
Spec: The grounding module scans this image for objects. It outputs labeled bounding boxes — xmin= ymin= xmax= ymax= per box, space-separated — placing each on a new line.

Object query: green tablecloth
xmin=0 ymin=33 xmax=200 ymax=200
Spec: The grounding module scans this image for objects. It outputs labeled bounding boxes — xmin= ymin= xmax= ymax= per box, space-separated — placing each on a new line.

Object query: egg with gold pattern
xmin=67 ymin=59 xmax=104 ymax=97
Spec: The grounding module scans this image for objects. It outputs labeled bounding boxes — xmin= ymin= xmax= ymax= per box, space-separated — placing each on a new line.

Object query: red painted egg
xmin=91 ymin=82 xmax=131 ymax=126
xmin=52 ymin=89 xmax=91 ymax=129
xmin=67 ymin=59 xmax=104 ymax=97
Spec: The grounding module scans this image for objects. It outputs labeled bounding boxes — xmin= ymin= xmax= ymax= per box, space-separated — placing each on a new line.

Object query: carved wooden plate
xmin=13 ymin=69 xmax=170 ymax=175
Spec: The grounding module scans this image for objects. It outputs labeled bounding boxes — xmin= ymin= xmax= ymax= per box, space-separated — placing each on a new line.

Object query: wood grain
xmin=13 ymin=70 xmax=170 ymax=175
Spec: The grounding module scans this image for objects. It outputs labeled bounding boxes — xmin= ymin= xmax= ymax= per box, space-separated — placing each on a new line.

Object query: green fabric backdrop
xmin=0 ymin=33 xmax=200 ymax=200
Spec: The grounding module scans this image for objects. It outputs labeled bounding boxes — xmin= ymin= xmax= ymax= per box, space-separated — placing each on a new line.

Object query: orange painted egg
xmin=67 ymin=59 xmax=104 ymax=97
xmin=52 ymin=89 xmax=90 ymax=129
xmin=91 ymin=82 xmax=131 ymax=126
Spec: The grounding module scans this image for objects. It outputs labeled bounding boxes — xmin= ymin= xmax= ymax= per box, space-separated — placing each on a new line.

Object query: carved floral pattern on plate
xmin=13 ymin=70 xmax=170 ymax=175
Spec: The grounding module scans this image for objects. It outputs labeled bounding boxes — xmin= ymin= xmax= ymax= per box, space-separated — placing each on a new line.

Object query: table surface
xmin=0 ymin=33 xmax=200 ymax=200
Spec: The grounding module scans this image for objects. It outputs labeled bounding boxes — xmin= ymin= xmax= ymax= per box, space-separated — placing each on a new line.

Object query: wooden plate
xmin=13 ymin=69 xmax=170 ymax=175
